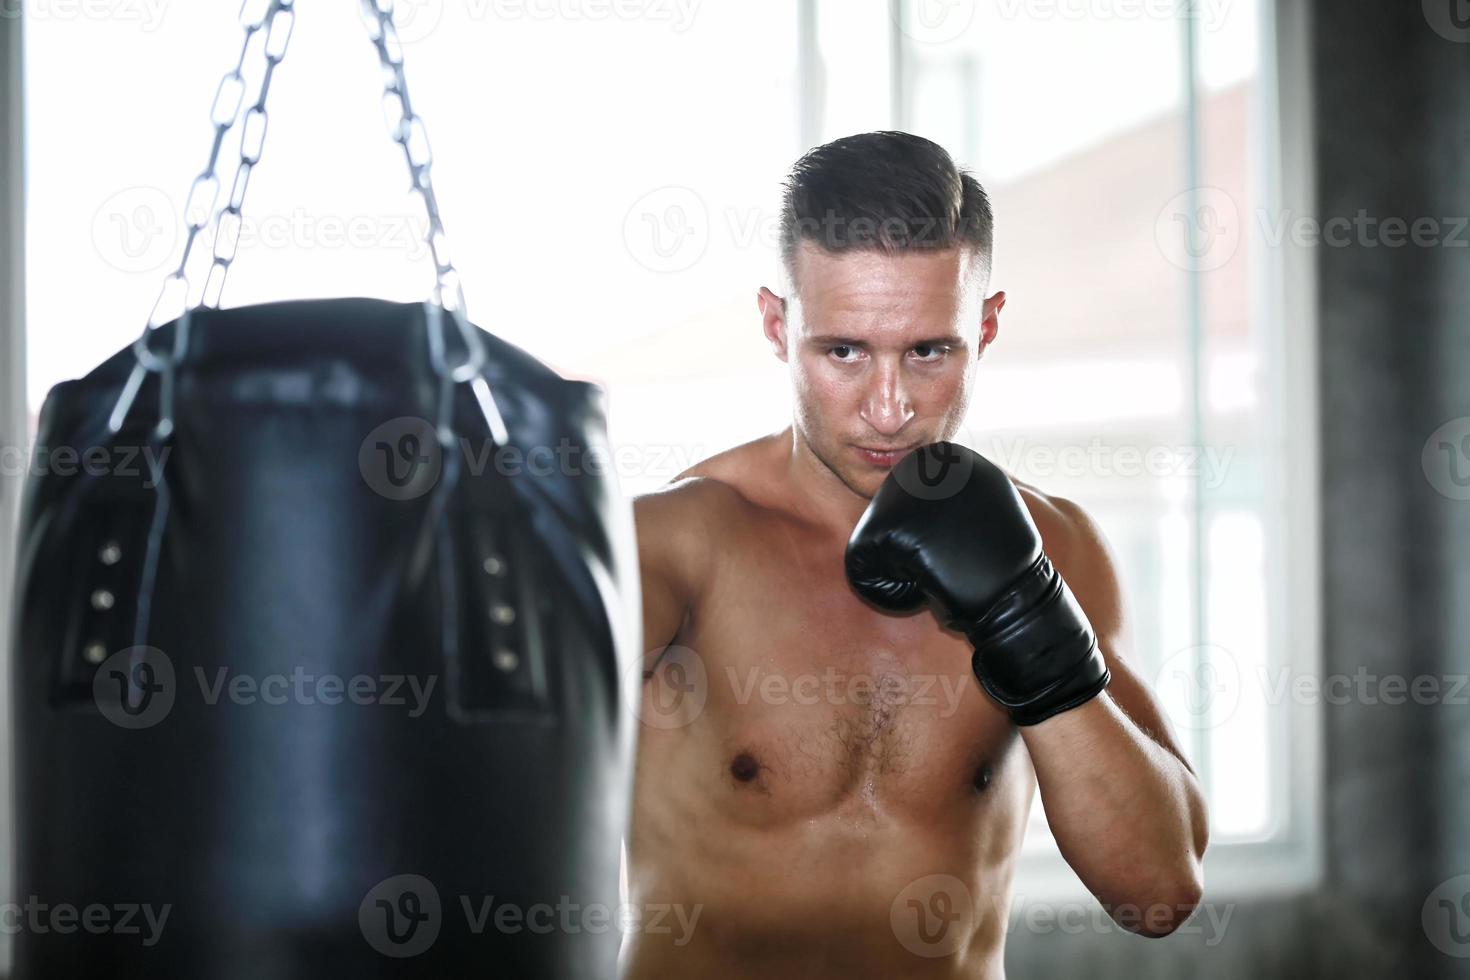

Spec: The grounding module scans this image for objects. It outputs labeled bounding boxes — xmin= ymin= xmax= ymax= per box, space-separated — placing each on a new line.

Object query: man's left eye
xmin=911 ymin=344 xmax=948 ymax=361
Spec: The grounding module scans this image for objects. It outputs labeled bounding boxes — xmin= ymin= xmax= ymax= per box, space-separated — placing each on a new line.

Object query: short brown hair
xmin=779 ymin=131 xmax=994 ymax=291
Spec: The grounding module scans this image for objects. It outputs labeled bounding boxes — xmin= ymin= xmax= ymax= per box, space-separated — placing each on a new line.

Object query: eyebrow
xmin=806 ymin=334 xmax=967 ymax=347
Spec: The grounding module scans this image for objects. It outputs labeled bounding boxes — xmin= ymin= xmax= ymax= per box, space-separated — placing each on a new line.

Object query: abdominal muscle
xmin=620 ymin=598 xmax=1038 ymax=980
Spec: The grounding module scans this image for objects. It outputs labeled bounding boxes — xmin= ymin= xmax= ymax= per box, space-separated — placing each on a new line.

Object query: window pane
xmin=905 ymin=1 xmax=1285 ymax=852
xmin=811 ymin=0 xmax=895 ymax=143
xmin=1195 ymin=0 xmax=1275 ymax=839
xmin=25 ymin=2 xmax=803 ymax=507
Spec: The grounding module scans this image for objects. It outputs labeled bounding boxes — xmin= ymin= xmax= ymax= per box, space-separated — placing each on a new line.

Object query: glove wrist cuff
xmin=964 ymin=553 xmax=1111 ymax=726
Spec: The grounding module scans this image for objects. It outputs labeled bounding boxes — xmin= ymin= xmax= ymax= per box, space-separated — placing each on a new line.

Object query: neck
xmin=779 ymin=425 xmax=872 ymax=533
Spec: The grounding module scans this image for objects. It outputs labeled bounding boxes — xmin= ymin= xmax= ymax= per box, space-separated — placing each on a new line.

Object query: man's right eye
xmin=829 ymin=345 xmax=858 ymax=361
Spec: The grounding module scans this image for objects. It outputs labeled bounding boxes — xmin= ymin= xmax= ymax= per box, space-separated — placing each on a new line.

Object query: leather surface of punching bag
xmin=9 ymin=297 xmax=641 ymax=978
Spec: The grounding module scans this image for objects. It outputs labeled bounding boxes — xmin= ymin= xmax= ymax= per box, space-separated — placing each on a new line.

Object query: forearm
xmin=843 ymin=444 xmax=1208 ymax=933
xmin=1021 ymin=694 xmax=1208 ymax=936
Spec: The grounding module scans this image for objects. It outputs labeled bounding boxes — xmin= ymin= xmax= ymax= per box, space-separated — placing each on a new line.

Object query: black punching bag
xmin=9 ymin=298 xmax=641 ymax=978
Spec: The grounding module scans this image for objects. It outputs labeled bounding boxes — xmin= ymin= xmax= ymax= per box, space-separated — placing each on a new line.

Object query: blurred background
xmin=2 ymin=0 xmax=1468 ymax=975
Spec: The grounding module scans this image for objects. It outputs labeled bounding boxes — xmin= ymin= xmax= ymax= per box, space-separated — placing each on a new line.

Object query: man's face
xmin=761 ymin=243 xmax=1003 ymax=499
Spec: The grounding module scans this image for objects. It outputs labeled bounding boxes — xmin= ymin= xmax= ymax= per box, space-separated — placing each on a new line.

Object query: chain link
xmin=357 ymin=0 xmax=491 ymax=391
xmin=360 ymin=0 xmax=464 ymax=318
xmin=198 ymin=0 xmax=295 ymax=310
xmin=130 ymin=0 xmax=294 ymax=375
xmin=130 ymin=0 xmax=496 ymax=392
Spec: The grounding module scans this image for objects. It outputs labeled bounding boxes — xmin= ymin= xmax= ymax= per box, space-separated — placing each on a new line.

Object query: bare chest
xmin=639 ymin=515 xmax=1022 ymax=826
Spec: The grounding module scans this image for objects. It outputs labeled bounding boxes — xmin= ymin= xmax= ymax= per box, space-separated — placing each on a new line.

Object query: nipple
xmin=730 ymin=751 xmax=761 ymax=783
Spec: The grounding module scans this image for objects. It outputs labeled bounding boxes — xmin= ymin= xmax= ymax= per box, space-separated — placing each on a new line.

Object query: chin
xmin=841 ymin=466 xmax=888 ymax=500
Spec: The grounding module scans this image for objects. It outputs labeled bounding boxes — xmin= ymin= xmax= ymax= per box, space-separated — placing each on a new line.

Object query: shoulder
xmin=632 ymin=437 xmax=774 ymax=563
xmin=630 ymin=475 xmax=746 ymax=627
xmin=634 ymin=433 xmax=779 ymax=526
xmin=1012 ymin=479 xmax=1105 ymax=563
xmin=633 ymin=474 xmax=751 ymax=541
xmin=676 ymin=431 xmax=785 ymax=488
xmin=1010 ymin=477 xmax=1129 ymax=648
xmin=632 ymin=442 xmax=774 ymax=623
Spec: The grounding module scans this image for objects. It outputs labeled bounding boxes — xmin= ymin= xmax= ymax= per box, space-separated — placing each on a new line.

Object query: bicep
xmin=633 ymin=485 xmax=712 ymax=673
xmin=636 ymin=543 xmax=686 ymax=671
xmin=1047 ymin=497 xmax=1196 ymax=775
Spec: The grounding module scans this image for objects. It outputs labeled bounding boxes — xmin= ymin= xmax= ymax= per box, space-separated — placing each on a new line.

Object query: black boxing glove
xmin=845 ymin=442 xmax=1110 ymax=726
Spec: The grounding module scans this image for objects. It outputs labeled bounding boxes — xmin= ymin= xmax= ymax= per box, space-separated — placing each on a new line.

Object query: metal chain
xmin=114 ymin=0 xmax=294 ymax=433
xmin=360 ymin=0 xmax=464 ymax=319
xmin=357 ymin=0 xmax=492 ymax=392
xmin=120 ymin=0 xmax=505 ymax=444
xmin=137 ymin=0 xmax=295 ymax=358
xmin=198 ymin=0 xmax=296 ymax=311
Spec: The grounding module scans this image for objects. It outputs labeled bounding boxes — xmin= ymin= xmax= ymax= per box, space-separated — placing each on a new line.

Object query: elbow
xmin=1100 ymin=767 xmax=1212 ymax=938
xmin=1126 ymin=771 xmax=1211 ymax=938
xmin=1108 ymin=862 xmax=1205 ymax=939
xmin=1141 ymin=868 xmax=1204 ymax=939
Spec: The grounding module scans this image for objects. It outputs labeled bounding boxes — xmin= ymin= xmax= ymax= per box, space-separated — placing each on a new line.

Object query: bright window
xmin=891 ymin=0 xmax=1320 ymax=896
xmin=17 ymin=0 xmax=1318 ymax=910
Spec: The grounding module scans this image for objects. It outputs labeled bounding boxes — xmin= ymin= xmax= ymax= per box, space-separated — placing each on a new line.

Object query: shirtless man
xmin=620 ymin=132 xmax=1209 ymax=978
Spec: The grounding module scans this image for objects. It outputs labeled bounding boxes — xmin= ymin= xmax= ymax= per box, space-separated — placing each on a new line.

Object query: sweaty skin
xmin=619 ymin=245 xmax=1201 ymax=978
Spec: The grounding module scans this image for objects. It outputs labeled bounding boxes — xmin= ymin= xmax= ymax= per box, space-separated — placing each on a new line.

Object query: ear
xmin=758 ymin=286 xmax=790 ymax=363
xmin=977 ymin=290 xmax=1005 ymax=359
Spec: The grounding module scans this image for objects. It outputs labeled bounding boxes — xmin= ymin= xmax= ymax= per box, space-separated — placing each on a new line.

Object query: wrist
xmin=963 ymin=553 xmax=1111 ymax=726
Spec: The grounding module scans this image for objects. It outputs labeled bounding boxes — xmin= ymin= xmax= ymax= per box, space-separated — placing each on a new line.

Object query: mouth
xmin=853 ymin=445 xmax=918 ymax=469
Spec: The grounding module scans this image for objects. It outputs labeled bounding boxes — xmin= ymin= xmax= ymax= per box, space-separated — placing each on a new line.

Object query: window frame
xmin=1 ymin=0 xmax=1327 ymax=925
xmin=870 ymin=0 xmax=1324 ymax=900
xmin=1 ymin=7 xmax=26 ymax=976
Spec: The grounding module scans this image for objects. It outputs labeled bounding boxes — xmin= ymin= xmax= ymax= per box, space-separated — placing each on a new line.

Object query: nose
xmin=858 ymin=360 xmax=915 ymax=437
